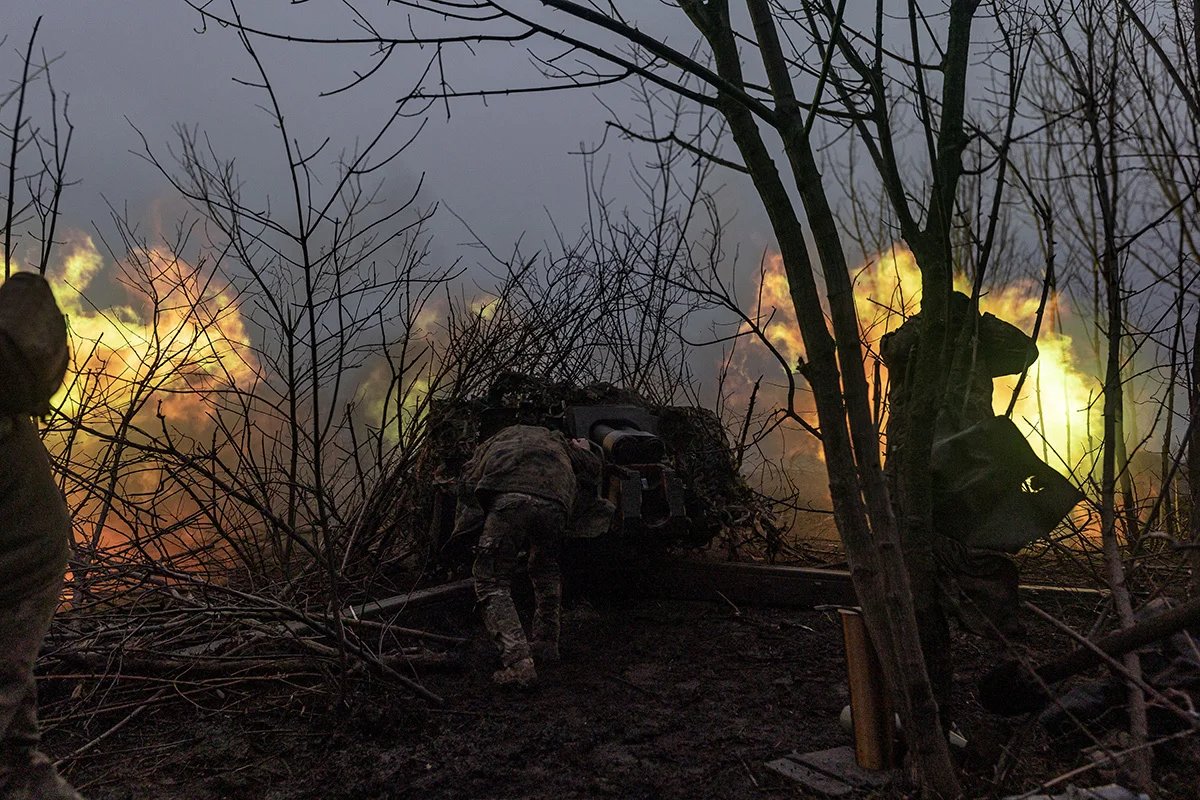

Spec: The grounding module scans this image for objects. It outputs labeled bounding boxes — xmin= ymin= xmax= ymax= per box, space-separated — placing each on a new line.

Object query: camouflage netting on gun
xmin=405 ymin=373 xmax=766 ymax=574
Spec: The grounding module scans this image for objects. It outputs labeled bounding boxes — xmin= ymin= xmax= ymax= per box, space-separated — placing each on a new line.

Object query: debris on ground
xmin=42 ymin=597 xmax=1200 ymax=799
xmin=1002 ymin=784 xmax=1150 ymax=800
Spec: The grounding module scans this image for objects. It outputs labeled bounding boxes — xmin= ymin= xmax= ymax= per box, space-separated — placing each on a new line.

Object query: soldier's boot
xmin=478 ymin=591 xmax=532 ymax=662
xmin=492 ymin=657 xmax=538 ymax=688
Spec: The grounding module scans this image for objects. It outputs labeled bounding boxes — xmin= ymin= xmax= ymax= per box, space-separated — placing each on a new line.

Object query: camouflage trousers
xmin=935 ymin=536 xmax=1022 ymax=638
xmin=0 ymin=578 xmax=84 ymax=800
xmin=473 ymin=492 xmax=565 ymax=668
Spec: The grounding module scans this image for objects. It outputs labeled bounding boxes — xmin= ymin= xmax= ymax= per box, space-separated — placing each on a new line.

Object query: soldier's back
xmin=471 ymin=425 xmax=576 ymax=508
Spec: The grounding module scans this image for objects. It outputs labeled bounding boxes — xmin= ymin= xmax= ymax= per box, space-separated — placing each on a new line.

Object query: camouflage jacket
xmin=451 ymin=425 xmax=579 ymax=540
xmin=0 ymin=415 xmax=71 ymax=604
xmin=881 ymin=291 xmax=1038 ymax=440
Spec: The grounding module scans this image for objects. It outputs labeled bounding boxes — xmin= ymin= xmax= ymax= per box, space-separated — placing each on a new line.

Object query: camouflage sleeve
xmin=450 ymin=496 xmax=486 ymax=541
xmin=458 ymin=452 xmax=480 ymax=499
xmin=459 ymin=430 xmax=500 ymax=493
xmin=979 ymin=313 xmax=1038 ymax=377
xmin=449 ymin=445 xmax=487 ymax=540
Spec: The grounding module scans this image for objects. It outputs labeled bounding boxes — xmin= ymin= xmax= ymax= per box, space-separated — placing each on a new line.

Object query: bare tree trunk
xmin=677 ymin=3 xmax=961 ymax=793
xmin=1160 ymin=261 xmax=1183 ymax=543
xmin=1190 ymin=318 xmax=1200 ymax=597
xmin=1095 ymin=115 xmax=1153 ymax=795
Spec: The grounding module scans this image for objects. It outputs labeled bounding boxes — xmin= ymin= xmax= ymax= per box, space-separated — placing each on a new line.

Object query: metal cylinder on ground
xmin=838 ymin=608 xmax=895 ymax=771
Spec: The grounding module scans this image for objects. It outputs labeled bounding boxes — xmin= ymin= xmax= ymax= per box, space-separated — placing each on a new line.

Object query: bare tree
xmin=1 ymin=17 xmax=74 ymax=277
xmin=181 ymin=1 xmax=1069 ymax=791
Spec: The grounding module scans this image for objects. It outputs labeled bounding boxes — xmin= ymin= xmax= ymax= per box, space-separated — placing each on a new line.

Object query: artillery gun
xmin=414 ymin=373 xmax=752 ymax=575
xmin=563 ymin=404 xmax=687 ymax=538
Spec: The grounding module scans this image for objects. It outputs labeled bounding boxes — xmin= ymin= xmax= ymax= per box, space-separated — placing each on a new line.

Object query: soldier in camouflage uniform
xmin=881 ymin=290 xmax=1039 ymax=637
xmin=0 ymin=274 xmax=83 ymax=799
xmin=452 ymin=425 xmax=604 ymax=687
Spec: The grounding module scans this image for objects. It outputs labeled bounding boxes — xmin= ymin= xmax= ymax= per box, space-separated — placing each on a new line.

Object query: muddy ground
xmin=43 ymin=593 xmax=1200 ymax=799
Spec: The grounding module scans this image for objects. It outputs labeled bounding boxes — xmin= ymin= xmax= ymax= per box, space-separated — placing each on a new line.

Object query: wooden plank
xmin=981 ymin=594 xmax=1200 ymax=715
xmin=630 ymin=559 xmax=858 ymax=609
xmin=328 ymin=557 xmax=1104 ymax=629
xmin=628 ymin=557 xmax=1103 ymax=610
xmin=345 ymin=578 xmax=476 ymax=621
xmin=764 ymin=757 xmax=856 ymax=797
xmin=792 ymin=746 xmax=893 ymax=789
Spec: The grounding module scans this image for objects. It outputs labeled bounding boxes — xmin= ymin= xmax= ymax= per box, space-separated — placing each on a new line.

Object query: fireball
xmin=736 ymin=244 xmax=1100 ymax=479
xmin=852 ymin=245 xmax=1099 ymax=476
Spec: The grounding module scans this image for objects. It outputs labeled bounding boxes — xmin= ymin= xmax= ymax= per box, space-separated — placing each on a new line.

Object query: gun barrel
xmin=591 ymin=422 xmax=665 ymax=465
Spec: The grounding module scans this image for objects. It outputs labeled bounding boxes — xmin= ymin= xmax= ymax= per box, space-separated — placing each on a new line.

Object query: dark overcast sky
xmin=8 ymin=3 xmax=765 ymax=259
